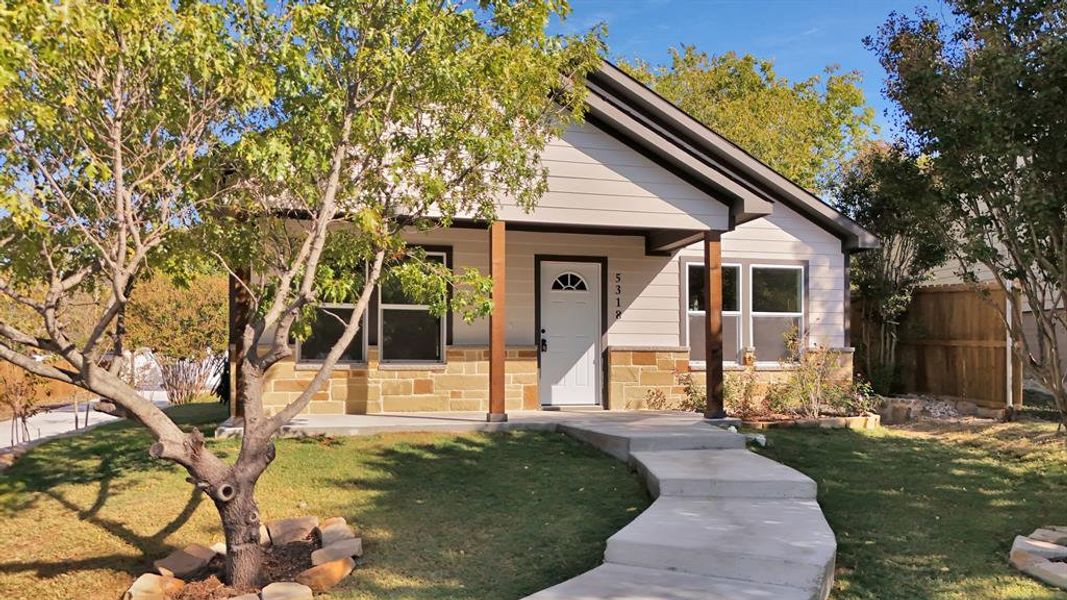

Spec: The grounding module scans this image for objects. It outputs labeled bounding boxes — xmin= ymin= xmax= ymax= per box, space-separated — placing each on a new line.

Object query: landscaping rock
xmin=311 ymin=537 xmax=364 ymax=565
xmin=1013 ymin=535 xmax=1067 ymax=560
xmin=260 ymin=523 xmax=272 ymax=546
xmin=230 ymin=595 xmax=259 ymax=600
xmin=1029 ymin=561 xmax=1067 ymax=590
xmin=321 ymin=516 xmax=347 ymax=529
xmin=267 ymin=516 xmax=319 ymax=546
xmin=210 ymin=541 xmax=227 ymax=555
xmin=295 ymin=556 xmax=355 ymax=592
xmin=1031 ymin=529 xmax=1067 ymax=546
xmin=123 ymin=573 xmax=185 ymax=600
xmin=1010 ymin=549 xmax=1048 ymax=571
xmin=153 ymin=543 xmax=217 ymax=578
xmin=260 ymin=581 xmax=313 ymax=600
xmin=319 ymin=520 xmax=357 ymax=546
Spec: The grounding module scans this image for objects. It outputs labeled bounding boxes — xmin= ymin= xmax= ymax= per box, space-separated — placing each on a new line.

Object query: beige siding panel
xmin=495 ymin=123 xmax=730 ymax=231
xmin=405 ymin=228 xmax=681 ymax=348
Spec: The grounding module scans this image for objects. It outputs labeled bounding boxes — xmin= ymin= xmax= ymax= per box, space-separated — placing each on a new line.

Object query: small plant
xmin=776 ymin=327 xmax=854 ymax=418
xmin=644 ymin=388 xmax=668 ymax=409
xmin=0 ymin=366 xmax=49 ymax=445
xmin=724 ymin=364 xmax=764 ymax=419
xmin=675 ymin=371 xmax=707 ymax=413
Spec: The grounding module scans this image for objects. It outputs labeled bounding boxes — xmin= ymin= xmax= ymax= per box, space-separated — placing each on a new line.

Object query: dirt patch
xmin=173 ymin=536 xmax=317 ymax=600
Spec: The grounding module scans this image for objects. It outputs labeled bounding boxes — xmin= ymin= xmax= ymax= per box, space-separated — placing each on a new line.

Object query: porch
xmin=236 ymin=221 xmax=733 ymax=422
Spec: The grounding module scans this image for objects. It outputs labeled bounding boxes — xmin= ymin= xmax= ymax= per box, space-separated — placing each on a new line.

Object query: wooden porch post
xmin=487 ymin=220 xmax=508 ymax=422
xmin=229 ymin=266 xmax=252 ymax=419
xmin=703 ymin=231 xmax=726 ymax=419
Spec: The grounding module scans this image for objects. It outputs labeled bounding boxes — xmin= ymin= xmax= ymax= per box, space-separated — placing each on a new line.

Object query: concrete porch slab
xmin=557 ymin=419 xmax=745 ymax=461
xmin=523 ymin=563 xmax=814 ymax=600
xmin=630 ymin=449 xmax=817 ymax=499
xmin=604 ymin=496 xmax=836 ymax=593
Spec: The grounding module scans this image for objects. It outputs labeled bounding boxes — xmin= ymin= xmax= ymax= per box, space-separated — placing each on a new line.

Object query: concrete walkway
xmin=216 ymin=411 xmax=836 ymax=599
xmin=0 ymin=391 xmax=169 ymax=451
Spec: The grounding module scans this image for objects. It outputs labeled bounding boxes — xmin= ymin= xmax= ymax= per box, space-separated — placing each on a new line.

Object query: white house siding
xmin=404 ymin=228 xmax=679 ymax=348
xmin=493 ymin=123 xmax=730 ymax=232
xmin=677 ymin=202 xmax=849 ymax=350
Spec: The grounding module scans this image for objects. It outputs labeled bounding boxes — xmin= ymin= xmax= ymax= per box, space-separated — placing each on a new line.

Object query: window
xmin=378 ymin=251 xmax=447 ymax=363
xmin=686 ymin=263 xmax=741 ymax=364
xmin=297 ymin=305 xmax=366 ymax=364
xmin=551 ymin=272 xmax=588 ymax=291
xmin=750 ymin=265 xmax=803 ymax=362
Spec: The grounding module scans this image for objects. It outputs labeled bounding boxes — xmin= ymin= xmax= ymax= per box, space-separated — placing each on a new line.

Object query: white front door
xmin=539 ymin=261 xmax=601 ymax=406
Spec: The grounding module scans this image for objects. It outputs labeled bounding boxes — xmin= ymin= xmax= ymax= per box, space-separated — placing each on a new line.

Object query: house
xmin=234 ymin=62 xmax=878 ymax=420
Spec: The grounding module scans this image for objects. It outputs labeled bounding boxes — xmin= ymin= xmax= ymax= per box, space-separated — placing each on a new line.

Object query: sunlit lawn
xmin=758 ymin=419 xmax=1067 ymax=600
xmin=0 ymin=403 xmax=649 ymax=600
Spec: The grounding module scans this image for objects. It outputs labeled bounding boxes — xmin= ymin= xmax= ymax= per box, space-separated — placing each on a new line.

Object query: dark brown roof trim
xmin=587 ymin=61 xmax=880 ymax=251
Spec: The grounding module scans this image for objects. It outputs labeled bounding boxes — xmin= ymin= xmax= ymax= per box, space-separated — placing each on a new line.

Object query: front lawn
xmin=0 ymin=404 xmax=649 ymax=600
xmin=758 ymin=419 xmax=1067 ymax=600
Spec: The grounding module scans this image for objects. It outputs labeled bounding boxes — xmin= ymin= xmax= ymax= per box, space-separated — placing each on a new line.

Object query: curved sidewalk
xmin=217 ymin=411 xmax=836 ymax=599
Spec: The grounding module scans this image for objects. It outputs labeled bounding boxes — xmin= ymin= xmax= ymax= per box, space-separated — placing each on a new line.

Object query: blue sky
xmin=555 ymin=0 xmax=950 ymax=138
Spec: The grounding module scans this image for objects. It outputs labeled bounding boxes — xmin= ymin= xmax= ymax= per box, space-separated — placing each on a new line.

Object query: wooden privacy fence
xmin=853 ymin=283 xmax=1023 ymax=410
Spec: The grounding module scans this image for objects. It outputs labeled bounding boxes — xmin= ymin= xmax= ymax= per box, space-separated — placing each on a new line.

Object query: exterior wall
xmin=606 ymin=347 xmax=690 ymax=410
xmin=680 ymin=201 xmax=850 ymax=351
xmin=491 ymin=123 xmax=731 ymax=232
xmin=259 ymin=346 xmax=538 ymax=415
xmin=405 ymin=228 xmax=681 ymax=347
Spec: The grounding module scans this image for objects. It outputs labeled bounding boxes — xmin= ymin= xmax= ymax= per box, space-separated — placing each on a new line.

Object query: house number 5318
xmin=614 ymin=272 xmax=622 ymax=319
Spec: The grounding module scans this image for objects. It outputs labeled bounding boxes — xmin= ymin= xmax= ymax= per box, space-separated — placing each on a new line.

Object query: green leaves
xmin=619 ymin=46 xmax=875 ymax=194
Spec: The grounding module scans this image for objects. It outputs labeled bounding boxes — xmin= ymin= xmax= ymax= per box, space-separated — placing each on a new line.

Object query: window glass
xmin=688 ymin=313 xmax=741 ymax=363
xmin=752 ymin=316 xmax=801 ymax=362
xmin=752 ymin=267 xmax=802 ymax=313
xmin=687 ymin=264 xmax=739 ymax=312
xmin=299 ymin=307 xmax=364 ymax=362
xmin=381 ymin=309 xmax=442 ymax=362
xmin=380 ymin=251 xmax=447 ymax=363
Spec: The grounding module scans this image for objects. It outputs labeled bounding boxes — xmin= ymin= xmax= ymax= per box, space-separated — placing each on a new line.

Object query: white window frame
xmin=296 ymin=302 xmax=369 ymax=365
xmin=684 ymin=261 xmax=742 ymax=369
xmin=378 ymin=250 xmax=449 ymax=364
xmin=748 ymin=264 xmax=805 ymax=365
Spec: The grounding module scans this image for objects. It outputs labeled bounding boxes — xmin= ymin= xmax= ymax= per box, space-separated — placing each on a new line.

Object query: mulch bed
xmin=173 ymin=535 xmax=319 ymax=600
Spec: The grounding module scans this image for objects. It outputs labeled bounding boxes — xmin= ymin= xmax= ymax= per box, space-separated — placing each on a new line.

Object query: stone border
xmin=743 ymin=414 xmax=880 ymax=431
xmin=1009 ymin=529 xmax=1067 ymax=590
xmin=124 ymin=516 xmax=362 ymax=600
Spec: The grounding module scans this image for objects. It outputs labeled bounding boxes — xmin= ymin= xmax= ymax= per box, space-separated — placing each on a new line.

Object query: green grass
xmin=756 ymin=420 xmax=1067 ymax=600
xmin=0 ymin=404 xmax=649 ymax=600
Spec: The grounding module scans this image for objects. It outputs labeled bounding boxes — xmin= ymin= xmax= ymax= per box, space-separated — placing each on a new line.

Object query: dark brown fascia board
xmin=589 ymin=61 xmax=880 ymax=251
xmin=583 ymin=87 xmax=773 ymax=226
xmin=645 ymin=229 xmax=704 ymax=255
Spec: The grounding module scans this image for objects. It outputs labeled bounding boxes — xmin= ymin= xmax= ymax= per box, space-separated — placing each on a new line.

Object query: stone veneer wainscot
xmin=257 ymin=346 xmax=539 ymax=415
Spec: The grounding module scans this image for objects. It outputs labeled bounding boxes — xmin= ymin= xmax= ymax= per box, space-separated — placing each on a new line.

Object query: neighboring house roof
xmin=583 ymin=61 xmax=880 ymax=252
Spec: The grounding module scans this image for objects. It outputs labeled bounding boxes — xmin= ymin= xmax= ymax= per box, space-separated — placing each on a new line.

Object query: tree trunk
xmin=216 ymin=481 xmax=265 ymax=588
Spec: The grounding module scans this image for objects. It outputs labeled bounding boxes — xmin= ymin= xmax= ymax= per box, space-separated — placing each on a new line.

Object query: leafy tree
xmin=620 ymin=46 xmax=875 ymax=193
xmin=868 ymin=0 xmax=1067 ymax=424
xmin=0 ymin=0 xmax=600 ymax=587
xmin=126 ymin=274 xmax=229 ymax=404
xmin=833 ymin=142 xmax=949 ymax=393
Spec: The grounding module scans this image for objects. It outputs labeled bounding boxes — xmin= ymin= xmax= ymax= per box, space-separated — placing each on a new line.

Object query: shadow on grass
xmin=757 ymin=424 xmax=1067 ymax=600
xmin=317 ymin=431 xmax=650 ymax=600
xmin=0 ymin=403 xmax=229 ymax=579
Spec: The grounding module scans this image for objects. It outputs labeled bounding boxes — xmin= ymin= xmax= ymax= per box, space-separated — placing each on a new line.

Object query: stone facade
xmin=242 ymin=344 xmax=855 ymax=416
xmin=606 ymin=347 xmax=691 ymax=410
xmin=255 ymin=346 xmax=539 ymax=415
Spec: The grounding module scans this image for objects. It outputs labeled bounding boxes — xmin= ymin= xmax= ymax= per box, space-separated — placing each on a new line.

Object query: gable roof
xmin=583 ymin=61 xmax=879 ymax=251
